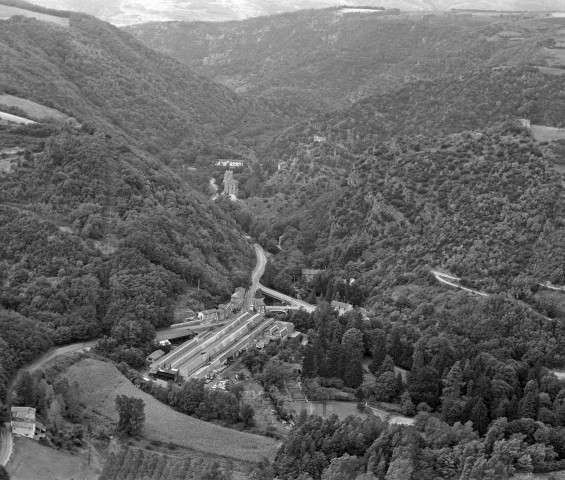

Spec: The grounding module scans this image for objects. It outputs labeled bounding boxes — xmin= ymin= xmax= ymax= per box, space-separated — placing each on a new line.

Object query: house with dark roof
xmin=147 ymin=349 xmax=165 ymax=363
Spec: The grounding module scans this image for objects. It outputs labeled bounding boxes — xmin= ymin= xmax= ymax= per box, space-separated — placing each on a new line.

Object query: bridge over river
xmin=258 ymin=285 xmax=316 ymax=313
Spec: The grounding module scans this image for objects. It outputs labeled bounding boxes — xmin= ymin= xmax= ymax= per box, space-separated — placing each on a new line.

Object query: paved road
xmin=431 ymin=270 xmax=488 ymax=297
xmin=0 ymin=422 xmax=12 ymax=467
xmin=251 ymin=244 xmax=316 ymax=313
xmin=244 ymin=244 xmax=268 ymax=311
xmin=432 ymin=269 xmax=555 ymax=322
xmin=258 ymin=285 xmax=317 ymax=313
xmin=24 ymin=327 xmax=199 ymax=374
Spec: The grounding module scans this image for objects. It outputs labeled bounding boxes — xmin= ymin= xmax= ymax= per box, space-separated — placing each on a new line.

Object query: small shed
xmin=146 ymin=349 xmax=165 ymax=364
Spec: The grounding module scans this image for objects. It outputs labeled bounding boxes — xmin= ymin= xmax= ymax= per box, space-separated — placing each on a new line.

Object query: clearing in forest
xmin=0 ymin=94 xmax=76 ymax=123
xmin=0 ymin=5 xmax=69 ymax=26
xmin=63 ymin=358 xmax=280 ymax=463
xmin=531 ymin=124 xmax=565 ymax=142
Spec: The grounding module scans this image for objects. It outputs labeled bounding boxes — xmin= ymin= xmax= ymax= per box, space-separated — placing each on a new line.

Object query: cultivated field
xmin=64 ymin=358 xmax=280 ymax=462
xmin=0 ymin=94 xmax=74 ymax=123
xmin=6 ymin=436 xmax=99 ymax=480
xmin=0 ymin=5 xmax=69 ymax=26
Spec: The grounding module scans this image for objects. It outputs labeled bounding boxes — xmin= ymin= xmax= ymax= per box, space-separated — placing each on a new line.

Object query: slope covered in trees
xmin=258 ymin=122 xmax=565 ymax=300
xmin=0 ymin=121 xmax=254 ymax=408
xmin=127 ymin=10 xmax=557 ymax=114
xmin=0 ymin=11 xmax=277 ymax=158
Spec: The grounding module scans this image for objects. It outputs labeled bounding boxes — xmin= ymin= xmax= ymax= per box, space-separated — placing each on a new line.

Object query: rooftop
xmin=331 ymin=300 xmax=353 ymax=310
xmin=11 ymin=406 xmax=36 ymax=423
xmin=147 ymin=349 xmax=165 ymax=361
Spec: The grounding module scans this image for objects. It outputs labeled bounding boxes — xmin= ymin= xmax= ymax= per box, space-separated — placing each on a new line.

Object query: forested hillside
xmin=127 ymin=10 xmax=555 ymax=112
xmin=258 ymin=122 xmax=565 ymax=299
xmin=1 ymin=3 xmax=565 ymax=479
xmin=0 ymin=12 xmax=281 ymax=158
xmin=267 ymin=65 xmax=565 ymax=163
xmin=0 ymin=118 xmax=253 ymax=414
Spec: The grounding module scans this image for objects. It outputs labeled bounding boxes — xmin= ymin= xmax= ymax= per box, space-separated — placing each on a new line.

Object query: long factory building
xmin=151 ymin=311 xmax=273 ymax=380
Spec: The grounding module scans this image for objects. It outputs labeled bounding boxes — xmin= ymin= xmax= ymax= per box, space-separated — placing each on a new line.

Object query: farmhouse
xmin=11 ymin=406 xmax=45 ymax=439
xmin=223 ymin=170 xmax=238 ymax=196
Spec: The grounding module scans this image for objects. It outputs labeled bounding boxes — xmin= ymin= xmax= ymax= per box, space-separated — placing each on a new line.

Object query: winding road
xmin=431 ymin=269 xmax=561 ymax=324
xmin=252 ymin=244 xmax=317 ymax=313
xmin=431 ymin=270 xmax=488 ymax=297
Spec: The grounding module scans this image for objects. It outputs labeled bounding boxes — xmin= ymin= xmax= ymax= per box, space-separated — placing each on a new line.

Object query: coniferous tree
xmin=302 ymin=345 xmax=319 ymax=378
xmin=470 ymin=398 xmax=489 ymax=435
xmin=368 ymin=329 xmax=387 ymax=374
xmin=519 ymin=391 xmax=537 ymax=419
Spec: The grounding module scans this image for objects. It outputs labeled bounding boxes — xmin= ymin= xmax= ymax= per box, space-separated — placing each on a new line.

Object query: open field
xmin=64 ymin=358 xmax=279 ymax=463
xmin=0 ymin=94 xmax=74 ymax=123
xmin=537 ymin=66 xmax=565 ymax=76
xmin=531 ymin=124 xmax=565 ymax=142
xmin=6 ymin=436 xmax=99 ymax=480
xmin=0 ymin=111 xmax=36 ymax=125
xmin=28 ymin=0 xmax=565 ymax=25
xmin=0 ymin=5 xmax=69 ymax=26
xmin=542 ymin=47 xmax=565 ymax=68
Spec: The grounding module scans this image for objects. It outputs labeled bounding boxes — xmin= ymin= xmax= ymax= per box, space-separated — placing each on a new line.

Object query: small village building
xmin=229 ymin=287 xmax=246 ymax=311
xmin=216 ymin=160 xmax=244 ymax=168
xmin=223 ymin=170 xmax=238 ymax=196
xmin=254 ymin=297 xmax=266 ymax=314
xmin=11 ymin=406 xmax=37 ymax=439
xmin=217 ymin=304 xmax=228 ymax=320
xmin=147 ymin=350 xmax=165 ymax=364
xmin=302 ymin=268 xmax=322 ymax=283
xmin=331 ymin=300 xmax=353 ymax=316
xmin=267 ymin=321 xmax=295 ymax=340
xmin=198 ymin=309 xmax=220 ymax=323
